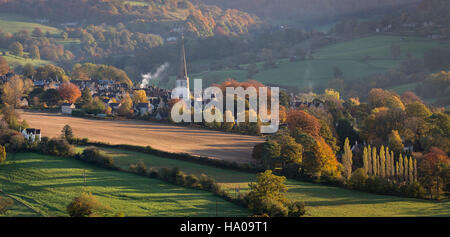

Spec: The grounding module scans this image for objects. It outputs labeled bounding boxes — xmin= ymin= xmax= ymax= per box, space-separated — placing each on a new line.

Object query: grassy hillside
xmin=93 ymin=146 xmax=450 ymax=217
xmin=162 ymin=35 xmax=450 ymax=90
xmin=0 ymin=51 xmax=53 ymax=68
xmin=0 ymin=13 xmax=61 ymax=34
xmin=0 ymin=153 xmax=249 ymax=217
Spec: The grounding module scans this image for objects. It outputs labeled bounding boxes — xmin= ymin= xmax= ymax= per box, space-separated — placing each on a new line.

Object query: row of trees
xmin=342 ymin=140 xmax=418 ymax=183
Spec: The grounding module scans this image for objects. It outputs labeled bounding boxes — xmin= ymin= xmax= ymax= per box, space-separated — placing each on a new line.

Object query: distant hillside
xmin=0 ymin=0 xmax=260 ymax=37
xmin=194 ymin=0 xmax=419 ymax=22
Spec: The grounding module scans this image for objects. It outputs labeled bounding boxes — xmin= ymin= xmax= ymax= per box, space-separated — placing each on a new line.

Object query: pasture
xmin=94 ymin=146 xmax=450 ymax=217
xmin=0 ymin=51 xmax=53 ymax=68
xmin=0 ymin=13 xmax=61 ymax=34
xmin=162 ymin=35 xmax=450 ymax=91
xmin=0 ymin=153 xmax=249 ymax=217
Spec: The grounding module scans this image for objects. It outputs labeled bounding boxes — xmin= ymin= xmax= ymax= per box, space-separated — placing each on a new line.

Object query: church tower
xmin=175 ymin=35 xmax=190 ymax=98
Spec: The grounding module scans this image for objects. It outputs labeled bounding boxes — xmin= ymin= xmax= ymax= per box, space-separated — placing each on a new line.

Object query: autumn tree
xmin=9 ymin=41 xmax=23 ymax=56
xmin=287 ymin=109 xmax=321 ymax=137
xmin=61 ymin=124 xmax=74 ymax=143
xmin=132 ymin=90 xmax=148 ymax=104
xmin=409 ymin=156 xmax=414 ymax=183
xmin=419 ymin=147 xmax=449 ymax=199
xmin=342 ymin=138 xmax=353 ymax=179
xmin=118 ymin=93 xmax=134 ymax=117
xmin=67 ymin=192 xmax=109 ymax=217
xmin=388 ymin=130 xmax=404 ymax=155
xmin=32 ymin=27 xmax=44 ymax=37
xmin=0 ymin=56 xmax=9 ymax=75
xmin=362 ymin=146 xmax=369 ymax=175
xmin=398 ymin=154 xmax=404 ymax=181
xmin=247 ymin=170 xmax=288 ymax=215
xmin=76 ymin=87 xmax=93 ymax=108
xmin=380 ymin=145 xmax=386 ymax=178
xmin=372 ymin=146 xmax=378 ymax=176
xmin=0 ymin=145 xmax=6 ymax=163
xmin=58 ymin=82 xmax=81 ymax=103
xmin=404 ymin=155 xmax=409 ymax=182
xmin=304 ymin=137 xmax=341 ymax=179
xmin=30 ymin=45 xmax=40 ymax=60
xmin=367 ymin=145 xmax=372 ymax=176
xmin=261 ymin=140 xmax=281 ymax=169
xmin=386 ymin=147 xmax=391 ymax=178
xmin=2 ymin=75 xmax=24 ymax=108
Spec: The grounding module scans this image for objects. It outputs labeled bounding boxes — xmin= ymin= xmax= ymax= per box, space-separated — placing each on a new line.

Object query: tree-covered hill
xmin=194 ymin=0 xmax=419 ymax=22
xmin=0 ymin=0 xmax=260 ymax=37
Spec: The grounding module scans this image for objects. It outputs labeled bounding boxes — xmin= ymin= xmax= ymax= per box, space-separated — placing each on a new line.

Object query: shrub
xmin=261 ymin=198 xmax=289 ymax=217
xmin=129 ymin=161 xmax=147 ymax=175
xmin=80 ymin=147 xmax=113 ymax=168
xmin=0 ymin=197 xmax=14 ymax=214
xmin=40 ymin=138 xmax=74 ymax=156
xmin=185 ymin=174 xmax=201 ymax=188
xmin=71 ymin=109 xmax=87 ymax=117
xmin=287 ymin=201 xmax=306 ymax=217
xmin=66 ymin=192 xmax=109 ymax=217
xmin=348 ymin=168 xmax=368 ymax=189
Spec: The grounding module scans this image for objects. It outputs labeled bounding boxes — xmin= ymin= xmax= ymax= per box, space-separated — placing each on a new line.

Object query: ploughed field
xmin=18 ymin=111 xmax=264 ymax=164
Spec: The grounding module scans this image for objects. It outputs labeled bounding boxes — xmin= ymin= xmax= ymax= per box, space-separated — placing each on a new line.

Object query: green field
xmin=0 ymin=51 xmax=53 ymax=68
xmin=0 ymin=153 xmax=249 ymax=217
xmin=0 ymin=13 xmax=61 ymax=34
xmin=165 ymin=35 xmax=450 ymax=90
xmin=93 ymin=146 xmax=450 ymax=217
xmin=125 ymin=1 xmax=150 ymax=6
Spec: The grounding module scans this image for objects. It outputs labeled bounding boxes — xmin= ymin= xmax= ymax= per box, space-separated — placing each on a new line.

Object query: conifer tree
xmin=380 ymin=145 xmax=386 ymax=178
xmin=363 ymin=146 xmax=369 ymax=175
xmin=372 ymin=147 xmax=378 ymax=176
xmin=342 ymin=138 xmax=353 ymax=179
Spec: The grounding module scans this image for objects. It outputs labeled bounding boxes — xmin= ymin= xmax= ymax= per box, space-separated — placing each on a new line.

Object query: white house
xmin=61 ymin=103 xmax=76 ymax=115
xmin=21 ymin=128 xmax=41 ymax=142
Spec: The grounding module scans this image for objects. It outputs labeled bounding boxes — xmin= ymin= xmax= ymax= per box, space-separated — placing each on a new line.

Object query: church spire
xmin=177 ymin=34 xmax=188 ymax=81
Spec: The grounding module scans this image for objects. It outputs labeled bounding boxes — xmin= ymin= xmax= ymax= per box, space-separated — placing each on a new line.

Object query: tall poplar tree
xmin=367 ymin=145 xmax=372 ymax=176
xmin=372 ymin=147 xmax=378 ymax=176
xmin=380 ymin=145 xmax=386 ymax=178
xmin=396 ymin=161 xmax=400 ymax=181
xmin=409 ymin=157 xmax=414 ymax=183
xmin=363 ymin=146 xmax=369 ymax=175
xmin=390 ymin=151 xmax=395 ymax=177
xmin=385 ymin=147 xmax=391 ymax=178
xmin=342 ymin=138 xmax=353 ymax=179
xmin=404 ymin=155 xmax=409 ymax=182
xmin=399 ymin=155 xmax=404 ymax=181
xmin=414 ymin=159 xmax=418 ymax=182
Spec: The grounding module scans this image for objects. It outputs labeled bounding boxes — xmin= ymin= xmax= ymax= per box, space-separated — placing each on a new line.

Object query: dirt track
xmin=19 ymin=111 xmax=264 ymax=164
